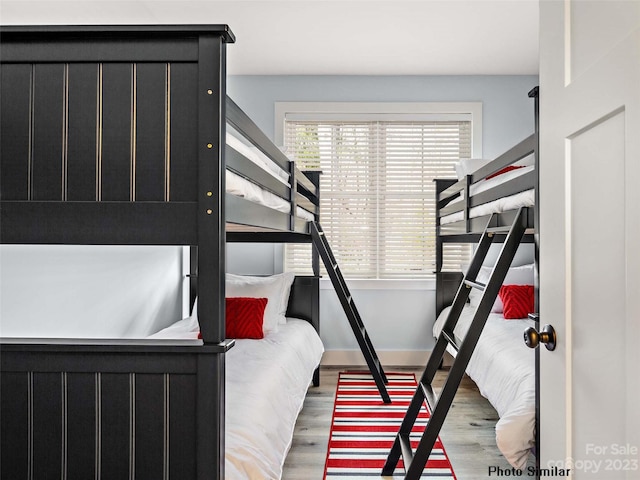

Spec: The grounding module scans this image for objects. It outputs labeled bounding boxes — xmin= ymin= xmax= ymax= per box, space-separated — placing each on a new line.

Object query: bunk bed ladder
xmin=310 ymin=221 xmax=391 ymax=404
xmin=382 ymin=207 xmax=529 ymax=479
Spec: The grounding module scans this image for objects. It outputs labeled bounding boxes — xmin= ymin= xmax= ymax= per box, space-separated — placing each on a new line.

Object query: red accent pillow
xmin=486 ymin=165 xmax=525 ymax=180
xmin=498 ymin=285 xmax=534 ymax=319
xmin=225 ymin=297 xmax=268 ymax=339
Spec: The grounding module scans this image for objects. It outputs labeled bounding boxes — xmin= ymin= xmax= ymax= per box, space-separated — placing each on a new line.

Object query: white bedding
xmin=226 ymin=318 xmax=324 ymax=479
xmin=226 ymin=132 xmax=315 ymax=222
xmin=441 ymin=166 xmax=535 ymax=225
xmin=433 ymin=305 xmax=535 ymax=469
xmin=148 ymin=316 xmax=324 ymax=479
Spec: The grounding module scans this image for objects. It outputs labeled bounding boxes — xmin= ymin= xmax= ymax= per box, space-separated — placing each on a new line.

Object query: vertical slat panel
xmin=169 ymin=374 xmax=197 ymax=478
xmin=32 ymin=64 xmax=64 ymax=201
xmin=101 ymin=373 xmax=130 ymax=479
xmin=0 ymin=64 xmax=31 ymax=200
xmin=101 ymin=63 xmax=132 ymax=201
xmin=32 ymin=373 xmax=62 ymax=479
xmin=135 ymin=374 xmax=164 ymax=480
xmin=0 ymin=372 xmax=29 ymax=478
xmin=67 ymin=373 xmax=96 ymax=480
xmin=135 ymin=63 xmax=167 ymax=201
xmin=67 ymin=64 xmax=99 ymax=201
xmin=169 ymin=62 xmax=198 ymax=202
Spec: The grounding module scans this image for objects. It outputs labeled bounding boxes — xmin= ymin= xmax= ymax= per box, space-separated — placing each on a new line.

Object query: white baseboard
xmin=321 ymin=350 xmax=432 ymax=367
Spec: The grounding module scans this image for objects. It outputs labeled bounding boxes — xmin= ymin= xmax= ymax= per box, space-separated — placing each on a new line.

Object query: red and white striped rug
xmin=323 ymin=371 xmax=457 ymax=479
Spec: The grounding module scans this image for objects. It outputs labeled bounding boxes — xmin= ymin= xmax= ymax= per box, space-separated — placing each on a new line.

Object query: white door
xmin=539 ymin=1 xmax=640 ymax=479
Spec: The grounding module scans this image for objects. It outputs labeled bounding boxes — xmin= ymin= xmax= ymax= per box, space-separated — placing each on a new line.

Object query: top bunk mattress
xmin=440 ymin=165 xmax=535 ymax=225
xmin=226 ymin=132 xmax=314 ymax=222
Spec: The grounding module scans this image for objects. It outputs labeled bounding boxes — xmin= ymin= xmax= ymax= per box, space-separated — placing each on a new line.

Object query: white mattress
xmin=441 ymin=166 xmax=535 ymax=225
xmin=226 ymin=132 xmax=315 ymax=222
xmin=147 ymin=316 xmax=324 ymax=478
xmin=433 ymin=305 xmax=535 ymax=469
xmin=225 ymin=319 xmax=324 ymax=479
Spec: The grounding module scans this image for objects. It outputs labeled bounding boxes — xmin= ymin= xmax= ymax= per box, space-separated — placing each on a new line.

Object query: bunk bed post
xmin=304 ymin=170 xmax=322 ymax=278
xmin=195 ymin=32 xmax=228 ymax=480
xmin=528 ymin=85 xmax=541 ymax=475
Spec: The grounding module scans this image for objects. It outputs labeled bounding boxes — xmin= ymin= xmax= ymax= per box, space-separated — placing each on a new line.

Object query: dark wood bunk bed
xmin=0 ymin=25 xmax=322 ymax=480
xmin=434 ymin=87 xmax=540 ymax=471
xmin=382 ymin=88 xmax=541 ymax=479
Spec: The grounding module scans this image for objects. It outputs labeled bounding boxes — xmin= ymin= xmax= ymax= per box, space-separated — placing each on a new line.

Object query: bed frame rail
xmin=0 ymin=344 xmax=229 ymax=480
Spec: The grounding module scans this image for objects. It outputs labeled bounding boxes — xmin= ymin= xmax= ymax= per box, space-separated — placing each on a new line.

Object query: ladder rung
xmin=419 ymin=381 xmax=437 ymax=411
xmin=398 ymin=433 xmax=414 ymax=470
xmin=441 ymin=328 xmax=460 ymax=352
xmin=464 ymin=279 xmax=486 ymax=291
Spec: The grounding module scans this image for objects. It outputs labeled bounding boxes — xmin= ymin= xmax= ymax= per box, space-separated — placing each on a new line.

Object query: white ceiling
xmin=1 ymin=0 xmax=539 ymax=75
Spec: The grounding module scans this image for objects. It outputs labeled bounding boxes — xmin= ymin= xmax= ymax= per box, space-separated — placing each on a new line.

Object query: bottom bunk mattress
xmin=225 ymin=318 xmax=323 ymax=479
xmin=433 ymin=305 xmax=535 ymax=469
xmin=148 ymin=316 xmax=323 ymax=479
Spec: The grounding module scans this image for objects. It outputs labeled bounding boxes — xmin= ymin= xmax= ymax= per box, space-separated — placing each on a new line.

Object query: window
xmin=277 ymin=103 xmax=480 ymax=280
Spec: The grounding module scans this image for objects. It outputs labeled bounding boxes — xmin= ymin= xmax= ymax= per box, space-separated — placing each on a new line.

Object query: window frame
xmin=275 ymin=102 xmax=483 ymax=289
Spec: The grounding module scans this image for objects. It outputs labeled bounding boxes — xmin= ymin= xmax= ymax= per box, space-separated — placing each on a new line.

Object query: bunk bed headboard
xmin=1 ymin=25 xmax=234 ymax=245
xmin=0 ymin=25 xmax=236 ymax=344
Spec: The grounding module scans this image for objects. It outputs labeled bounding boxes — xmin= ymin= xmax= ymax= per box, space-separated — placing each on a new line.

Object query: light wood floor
xmin=282 ymin=366 xmax=534 ymax=479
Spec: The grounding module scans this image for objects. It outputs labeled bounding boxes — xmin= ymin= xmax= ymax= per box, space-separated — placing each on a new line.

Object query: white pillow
xmin=454 ymin=158 xmax=492 ymax=180
xmin=225 ymin=272 xmax=296 ymax=333
xmin=468 ymin=264 xmax=534 ymax=313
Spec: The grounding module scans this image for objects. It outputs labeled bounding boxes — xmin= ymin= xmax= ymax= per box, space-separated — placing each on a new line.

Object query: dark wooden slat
xmin=296 ymin=192 xmax=317 ymax=214
xmin=0 ymin=349 xmax=203 ymax=374
xmin=0 ymin=372 xmax=29 ymax=479
xmin=471 ymin=134 xmax=536 ymax=182
xmin=226 ymin=96 xmax=290 ymax=171
xmin=227 ymin=231 xmax=313 ymax=243
xmin=439 ymin=209 xmax=535 ymax=237
xmin=440 ymin=170 xmax=536 ymax=217
xmin=67 ymin=64 xmax=99 ymax=201
xmin=32 ymin=373 xmax=62 ymax=479
xmin=0 ymin=25 xmax=235 ymax=63
xmin=0 ymin=201 xmax=197 ymax=245
xmin=135 ymin=375 xmax=164 ymax=480
xmin=226 ymin=194 xmax=290 ymax=232
xmin=226 ymin=145 xmax=290 ymax=199
xmin=101 ymin=63 xmax=132 ymax=201
xmin=136 ymin=63 xmax=167 ymax=202
xmin=101 ymin=374 xmax=131 ymax=479
xmin=0 ymin=64 xmax=31 ymax=200
xmin=169 ymin=63 xmax=198 ymax=202
xmin=440 ymin=134 xmax=536 ymax=199
xmin=67 ymin=373 xmax=96 ymax=480
xmin=469 ymin=170 xmax=536 ymax=209
xmin=295 ymin=167 xmax=318 ymax=197
xmin=1 ymin=38 xmax=199 ymax=63
xmin=32 ymin=64 xmax=64 ymax=201
xmin=169 ymin=375 xmax=197 ymax=479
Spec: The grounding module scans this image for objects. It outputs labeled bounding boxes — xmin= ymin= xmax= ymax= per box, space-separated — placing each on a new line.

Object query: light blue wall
xmin=226 ymin=75 xmax=539 ymax=361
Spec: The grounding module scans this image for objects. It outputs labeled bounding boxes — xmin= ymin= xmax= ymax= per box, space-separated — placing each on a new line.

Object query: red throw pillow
xmin=225 ymin=297 xmax=268 ymax=339
xmin=486 ymin=165 xmax=525 ymax=180
xmin=498 ymin=285 xmax=534 ymax=319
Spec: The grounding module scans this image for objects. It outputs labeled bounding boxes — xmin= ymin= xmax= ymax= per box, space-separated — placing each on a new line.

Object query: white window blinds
xmin=284 ymin=118 xmax=472 ymax=279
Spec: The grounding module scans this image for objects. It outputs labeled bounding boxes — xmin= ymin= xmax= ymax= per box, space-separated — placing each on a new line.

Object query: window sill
xmin=319 ymin=278 xmax=435 ymax=291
